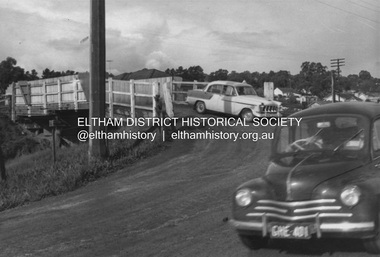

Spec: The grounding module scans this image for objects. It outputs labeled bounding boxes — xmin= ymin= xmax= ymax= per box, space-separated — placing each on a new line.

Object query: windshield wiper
xmin=309 ymin=128 xmax=324 ymax=142
xmin=333 ymin=129 xmax=364 ymax=153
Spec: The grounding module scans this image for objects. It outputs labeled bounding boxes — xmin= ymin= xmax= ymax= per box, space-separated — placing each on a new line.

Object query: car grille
xmin=247 ymin=199 xmax=352 ymax=221
xmin=261 ymin=105 xmax=278 ymax=113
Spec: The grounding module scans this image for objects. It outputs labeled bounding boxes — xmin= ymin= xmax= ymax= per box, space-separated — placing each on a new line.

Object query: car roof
xmin=291 ymin=102 xmax=380 ymax=120
xmin=207 ymin=80 xmax=249 ymax=87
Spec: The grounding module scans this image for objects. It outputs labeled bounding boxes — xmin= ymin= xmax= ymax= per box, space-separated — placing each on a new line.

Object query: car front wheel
xmin=363 ymin=211 xmax=380 ymax=254
xmin=195 ymin=101 xmax=206 ymax=114
xmin=240 ymin=109 xmax=254 ymax=122
xmin=238 ymin=234 xmax=269 ymax=250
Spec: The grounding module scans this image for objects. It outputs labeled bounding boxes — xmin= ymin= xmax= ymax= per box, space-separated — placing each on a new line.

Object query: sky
xmin=0 ymin=0 xmax=379 ymax=78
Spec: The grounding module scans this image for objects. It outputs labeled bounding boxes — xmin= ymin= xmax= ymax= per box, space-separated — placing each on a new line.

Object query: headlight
xmin=340 ymin=185 xmax=361 ymax=207
xmin=235 ymin=188 xmax=252 ymax=207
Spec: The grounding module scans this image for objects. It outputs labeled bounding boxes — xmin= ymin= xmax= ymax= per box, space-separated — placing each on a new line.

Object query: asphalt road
xmin=0 ymin=110 xmax=374 ymax=257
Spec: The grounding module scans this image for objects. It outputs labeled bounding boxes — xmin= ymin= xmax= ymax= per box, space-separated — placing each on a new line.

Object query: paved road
xmin=0 ymin=117 xmax=373 ymax=257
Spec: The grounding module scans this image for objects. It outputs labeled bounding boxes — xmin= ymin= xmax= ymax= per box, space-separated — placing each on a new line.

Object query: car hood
xmin=264 ymin=160 xmax=363 ymax=201
xmin=235 ymin=95 xmax=279 ymax=106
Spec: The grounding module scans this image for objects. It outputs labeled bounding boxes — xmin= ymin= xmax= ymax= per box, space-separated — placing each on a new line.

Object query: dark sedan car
xmin=230 ymin=102 xmax=380 ymax=254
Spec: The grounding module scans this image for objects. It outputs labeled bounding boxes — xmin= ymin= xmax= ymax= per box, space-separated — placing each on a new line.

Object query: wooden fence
xmin=7 ymin=75 xmax=87 ymax=120
xmin=106 ymin=78 xmax=160 ymax=118
xmin=6 ymin=75 xmax=164 ymax=120
xmin=6 ymin=75 xmax=211 ymax=121
xmin=171 ymin=80 xmax=208 ymax=102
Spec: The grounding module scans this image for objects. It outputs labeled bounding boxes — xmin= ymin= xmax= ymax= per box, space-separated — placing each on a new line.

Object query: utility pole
xmin=330 ymin=58 xmax=345 ymax=103
xmin=89 ymin=0 xmax=107 ymax=159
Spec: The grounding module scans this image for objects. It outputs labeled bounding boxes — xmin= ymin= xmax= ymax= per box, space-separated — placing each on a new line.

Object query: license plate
xmin=270 ymin=224 xmax=311 ymax=239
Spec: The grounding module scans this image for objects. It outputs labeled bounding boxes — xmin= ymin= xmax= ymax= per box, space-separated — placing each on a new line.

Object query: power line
xmin=357 ymin=0 xmax=380 ymax=10
xmin=315 ymin=0 xmax=380 ymax=24
xmin=347 ymin=0 xmax=380 ymax=13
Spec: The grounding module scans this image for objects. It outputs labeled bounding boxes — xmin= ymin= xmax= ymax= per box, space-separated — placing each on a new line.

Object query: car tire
xmin=240 ymin=109 xmax=254 ymax=122
xmin=195 ymin=101 xmax=206 ymax=114
xmin=363 ymin=211 xmax=380 ymax=254
xmin=238 ymin=234 xmax=269 ymax=250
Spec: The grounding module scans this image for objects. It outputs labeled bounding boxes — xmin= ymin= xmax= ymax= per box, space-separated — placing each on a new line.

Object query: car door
xmin=206 ymin=84 xmax=224 ymax=111
xmin=367 ymin=117 xmax=380 ymax=196
xmin=371 ymin=118 xmax=380 ymax=168
xmin=218 ymin=85 xmax=237 ymax=115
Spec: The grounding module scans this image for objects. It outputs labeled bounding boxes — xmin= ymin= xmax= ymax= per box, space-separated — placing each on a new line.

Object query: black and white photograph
xmin=0 ymin=0 xmax=380 ymax=256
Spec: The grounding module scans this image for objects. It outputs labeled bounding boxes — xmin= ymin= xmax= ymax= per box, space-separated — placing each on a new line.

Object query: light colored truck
xmin=186 ymin=80 xmax=282 ymax=121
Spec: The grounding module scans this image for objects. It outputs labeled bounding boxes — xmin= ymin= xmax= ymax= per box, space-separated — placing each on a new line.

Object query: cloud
xmin=0 ymin=0 xmax=379 ymax=78
xmin=211 ymin=30 xmax=281 ymax=51
xmin=145 ymin=51 xmax=173 ymax=70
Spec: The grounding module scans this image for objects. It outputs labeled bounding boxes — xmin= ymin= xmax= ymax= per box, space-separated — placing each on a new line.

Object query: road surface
xmin=0 ymin=112 xmax=372 ymax=257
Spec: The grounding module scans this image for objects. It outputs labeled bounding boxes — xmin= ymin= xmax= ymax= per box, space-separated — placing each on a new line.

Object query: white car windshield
xmin=236 ymin=86 xmax=257 ymax=96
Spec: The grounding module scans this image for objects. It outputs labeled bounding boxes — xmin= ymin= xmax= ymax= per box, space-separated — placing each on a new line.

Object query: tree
xmin=208 ymin=69 xmax=228 ymax=81
xmin=298 ymin=62 xmax=330 ymax=97
xmin=164 ymin=66 xmax=206 ymax=81
xmin=0 ymin=57 xmax=28 ymax=94
xmin=359 ymin=70 xmax=372 ymax=81
xmin=165 ymin=68 xmax=176 ymax=76
xmin=300 ymin=62 xmax=328 ymax=81
xmin=25 ymin=69 xmax=39 ymax=81
xmin=42 ymin=68 xmax=63 ymax=79
xmin=186 ymin=66 xmax=206 ymax=82
xmin=227 ymin=71 xmax=245 ymax=83
xmin=272 ymin=70 xmax=291 ymax=88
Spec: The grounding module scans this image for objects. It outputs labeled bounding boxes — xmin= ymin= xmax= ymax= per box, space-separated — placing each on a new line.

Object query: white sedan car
xmin=186 ymin=81 xmax=282 ymax=121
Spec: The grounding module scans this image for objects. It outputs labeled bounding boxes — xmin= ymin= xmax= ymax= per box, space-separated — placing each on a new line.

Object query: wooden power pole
xmin=89 ymin=0 xmax=107 ymax=159
xmin=330 ymin=58 xmax=345 ymax=103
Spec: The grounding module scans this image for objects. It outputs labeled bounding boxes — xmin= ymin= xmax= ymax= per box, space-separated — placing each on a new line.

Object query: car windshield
xmin=235 ymin=86 xmax=257 ymax=96
xmin=274 ymin=115 xmax=369 ymax=164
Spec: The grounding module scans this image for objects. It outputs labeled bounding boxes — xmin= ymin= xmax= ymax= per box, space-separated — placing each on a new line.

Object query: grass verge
xmin=0 ymin=125 xmax=167 ymax=212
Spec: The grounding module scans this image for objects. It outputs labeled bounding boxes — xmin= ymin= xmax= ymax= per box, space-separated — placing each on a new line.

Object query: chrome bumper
xmin=253 ymin=112 xmax=281 ymax=118
xmin=230 ymin=218 xmax=375 ymax=238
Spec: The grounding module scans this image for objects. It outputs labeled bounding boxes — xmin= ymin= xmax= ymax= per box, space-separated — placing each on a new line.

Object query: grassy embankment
xmin=0 ymin=119 xmax=166 ymax=212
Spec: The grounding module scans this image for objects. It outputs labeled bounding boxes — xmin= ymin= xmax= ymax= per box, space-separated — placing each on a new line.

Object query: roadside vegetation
xmin=0 ymin=116 xmax=49 ymax=161
xmin=0 ymin=124 xmax=166 ymax=211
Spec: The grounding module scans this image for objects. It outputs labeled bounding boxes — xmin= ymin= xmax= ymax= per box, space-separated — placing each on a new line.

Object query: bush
xmin=0 ymin=125 xmax=166 ymax=211
xmin=0 ymin=116 xmax=50 ymax=160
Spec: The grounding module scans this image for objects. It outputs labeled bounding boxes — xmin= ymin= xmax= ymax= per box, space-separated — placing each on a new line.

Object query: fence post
xmin=11 ymin=82 xmax=16 ymax=121
xmin=171 ymin=80 xmax=175 ymax=102
xmin=73 ymin=80 xmax=78 ymax=111
xmin=57 ymin=79 xmax=62 ymax=109
xmin=152 ymin=82 xmax=158 ymax=117
xmin=163 ymin=82 xmax=174 ymax=118
xmin=108 ymin=77 xmax=113 ymax=118
xmin=130 ymin=79 xmax=135 ymax=118
xmin=27 ymin=82 xmax=31 ymax=117
xmin=43 ymin=81 xmax=47 ymax=114
xmin=193 ymin=80 xmax=198 ymax=90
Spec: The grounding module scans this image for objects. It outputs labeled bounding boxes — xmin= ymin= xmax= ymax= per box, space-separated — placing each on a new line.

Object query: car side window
xmin=207 ymin=85 xmax=223 ymax=94
xmin=372 ymin=119 xmax=380 ymax=158
xmin=223 ymin=86 xmax=236 ymax=96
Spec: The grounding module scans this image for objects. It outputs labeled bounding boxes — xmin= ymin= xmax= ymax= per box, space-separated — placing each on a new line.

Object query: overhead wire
xmin=357 ymin=0 xmax=380 ymax=10
xmin=347 ymin=0 xmax=380 ymax=13
xmin=315 ymin=0 xmax=380 ymax=24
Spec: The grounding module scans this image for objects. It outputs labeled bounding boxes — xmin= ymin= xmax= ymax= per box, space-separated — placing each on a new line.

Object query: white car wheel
xmin=195 ymin=101 xmax=206 ymax=114
xmin=241 ymin=109 xmax=254 ymax=122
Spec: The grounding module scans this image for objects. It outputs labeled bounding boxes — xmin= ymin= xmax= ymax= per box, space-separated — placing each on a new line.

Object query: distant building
xmin=274 ymin=87 xmax=299 ymax=98
xmin=354 ymin=92 xmax=380 ymax=102
xmin=309 ymin=101 xmax=332 ymax=108
xmin=323 ymin=93 xmax=362 ymax=102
